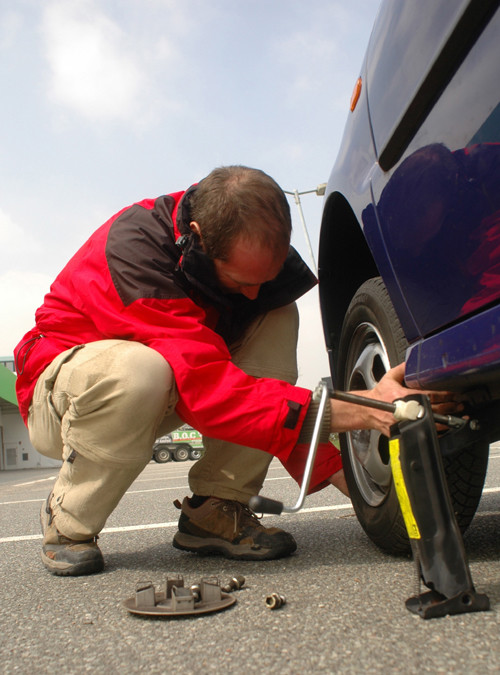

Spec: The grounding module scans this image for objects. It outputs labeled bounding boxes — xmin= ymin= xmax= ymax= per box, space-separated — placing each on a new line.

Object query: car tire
xmin=189 ymin=447 xmax=203 ymax=461
xmin=173 ymin=444 xmax=190 ymax=462
xmin=153 ymin=445 xmax=172 ymax=463
xmin=336 ymin=276 xmax=488 ymax=554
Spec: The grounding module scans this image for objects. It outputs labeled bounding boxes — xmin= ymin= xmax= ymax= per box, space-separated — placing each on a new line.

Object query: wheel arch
xmin=318 ymin=191 xmax=379 ymax=381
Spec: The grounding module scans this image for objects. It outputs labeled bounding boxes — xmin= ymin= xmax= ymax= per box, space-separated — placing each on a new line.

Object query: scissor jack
xmin=249 ymin=385 xmax=490 ymax=619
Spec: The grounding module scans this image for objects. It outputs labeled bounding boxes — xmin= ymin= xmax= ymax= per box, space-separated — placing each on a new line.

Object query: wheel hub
xmin=346 ymin=322 xmax=392 ymax=506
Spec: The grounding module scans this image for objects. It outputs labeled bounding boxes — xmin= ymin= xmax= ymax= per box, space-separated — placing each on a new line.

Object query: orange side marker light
xmin=350 ymin=77 xmax=362 ymax=112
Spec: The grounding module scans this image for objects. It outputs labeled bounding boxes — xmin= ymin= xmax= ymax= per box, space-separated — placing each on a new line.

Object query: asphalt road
xmin=1 ymin=445 xmax=499 ymax=674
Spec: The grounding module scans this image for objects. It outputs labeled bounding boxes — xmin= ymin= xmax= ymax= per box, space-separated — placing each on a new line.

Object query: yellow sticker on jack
xmin=389 ymin=438 xmax=421 ymax=540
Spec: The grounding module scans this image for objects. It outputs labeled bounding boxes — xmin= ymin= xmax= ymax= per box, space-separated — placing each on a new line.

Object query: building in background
xmin=0 ymin=359 xmax=60 ymax=471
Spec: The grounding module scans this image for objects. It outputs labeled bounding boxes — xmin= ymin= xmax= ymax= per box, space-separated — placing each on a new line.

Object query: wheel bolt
xmin=221 ymin=575 xmax=245 ymax=593
xmin=265 ymin=592 xmax=286 ymax=609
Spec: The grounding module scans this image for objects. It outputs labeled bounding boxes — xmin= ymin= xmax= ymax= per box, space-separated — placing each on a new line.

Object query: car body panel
xmin=319 ymin=0 xmax=500 ymax=403
xmin=366 ymin=0 xmax=471 ymax=159
xmin=405 ymin=304 xmax=500 ymax=391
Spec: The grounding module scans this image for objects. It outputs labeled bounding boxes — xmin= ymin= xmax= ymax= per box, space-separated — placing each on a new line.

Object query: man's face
xmin=212 ymin=235 xmax=288 ymax=300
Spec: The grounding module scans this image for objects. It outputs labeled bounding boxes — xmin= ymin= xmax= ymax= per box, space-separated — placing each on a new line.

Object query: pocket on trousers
xmin=27 ymin=345 xmax=83 ymax=460
xmin=28 ymin=394 xmax=64 ymax=460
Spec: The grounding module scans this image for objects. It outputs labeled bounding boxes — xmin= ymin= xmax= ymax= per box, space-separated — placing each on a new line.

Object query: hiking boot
xmin=172 ymin=496 xmax=297 ymax=560
xmin=40 ymin=493 xmax=104 ymax=576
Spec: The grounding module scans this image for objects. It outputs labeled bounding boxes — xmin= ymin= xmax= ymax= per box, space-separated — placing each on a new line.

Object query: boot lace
xmin=221 ymin=500 xmax=263 ymax=535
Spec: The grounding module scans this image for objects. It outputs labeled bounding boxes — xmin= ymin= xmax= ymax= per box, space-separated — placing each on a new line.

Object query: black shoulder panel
xmin=106 ymin=196 xmax=188 ymax=306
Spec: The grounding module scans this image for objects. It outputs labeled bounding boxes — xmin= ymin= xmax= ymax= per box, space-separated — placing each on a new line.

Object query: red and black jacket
xmin=15 ymin=187 xmax=317 ymax=465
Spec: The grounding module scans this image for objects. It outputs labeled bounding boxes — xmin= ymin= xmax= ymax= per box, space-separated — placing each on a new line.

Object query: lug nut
xmin=265 ymin=592 xmax=286 ymax=609
xmin=190 ymin=583 xmax=201 ymax=602
xmin=221 ymin=575 xmax=245 ymax=593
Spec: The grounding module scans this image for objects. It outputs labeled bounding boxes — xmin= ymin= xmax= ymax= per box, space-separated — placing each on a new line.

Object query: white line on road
xmin=0 ymin=475 xmax=291 ymax=505
xmin=2 ymin=481 xmax=499 ymax=544
xmin=4 ymin=483 xmax=500 ymax=508
xmin=7 ymin=452 xmax=500 ymax=489
xmin=13 ymin=476 xmax=57 ymax=487
xmin=0 ymin=503 xmax=354 ymax=544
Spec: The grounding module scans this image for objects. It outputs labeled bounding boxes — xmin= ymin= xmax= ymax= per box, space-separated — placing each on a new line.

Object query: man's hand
xmin=330 ymin=362 xmax=464 ymax=437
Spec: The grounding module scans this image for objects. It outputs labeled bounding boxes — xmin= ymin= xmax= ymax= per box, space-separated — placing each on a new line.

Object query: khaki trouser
xmin=28 ymin=304 xmax=299 ymax=540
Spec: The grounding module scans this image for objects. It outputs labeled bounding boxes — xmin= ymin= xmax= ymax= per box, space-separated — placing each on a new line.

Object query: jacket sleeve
xmin=142 ymin=297 xmax=313 ymax=462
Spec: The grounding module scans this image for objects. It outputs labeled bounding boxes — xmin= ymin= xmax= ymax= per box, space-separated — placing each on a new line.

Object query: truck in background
xmin=152 ymin=424 xmax=204 ymax=463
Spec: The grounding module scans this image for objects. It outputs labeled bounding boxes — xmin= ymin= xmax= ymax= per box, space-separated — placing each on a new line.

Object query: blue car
xmin=318 ymin=0 xmax=500 ymax=553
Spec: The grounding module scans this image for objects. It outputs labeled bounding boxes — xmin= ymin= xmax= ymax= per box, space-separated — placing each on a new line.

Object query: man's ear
xmin=189 ymin=221 xmax=202 ymax=236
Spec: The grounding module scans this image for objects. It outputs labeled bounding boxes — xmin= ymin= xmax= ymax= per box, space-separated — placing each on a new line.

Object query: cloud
xmin=271 ymin=2 xmax=372 ymax=115
xmin=41 ymin=1 xmax=156 ymax=123
xmin=272 ymin=5 xmax=347 ymax=96
xmin=0 ymin=207 xmax=49 ymax=355
xmin=0 ymin=270 xmax=50 ymax=356
xmin=0 ymin=206 xmax=42 ymax=262
xmin=0 ymin=207 xmax=24 ymax=247
xmin=0 ymin=9 xmax=23 ymax=50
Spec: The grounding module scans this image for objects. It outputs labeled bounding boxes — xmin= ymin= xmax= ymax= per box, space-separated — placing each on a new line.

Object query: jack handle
xmin=249 ymin=383 xmax=470 ymax=516
xmin=249 ymin=381 xmax=330 ymax=515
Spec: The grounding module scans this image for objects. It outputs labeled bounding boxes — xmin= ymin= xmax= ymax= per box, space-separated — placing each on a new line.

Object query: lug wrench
xmin=249 ymin=383 xmax=467 ymax=516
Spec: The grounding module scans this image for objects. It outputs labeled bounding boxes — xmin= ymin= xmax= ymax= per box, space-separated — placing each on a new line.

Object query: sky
xmin=0 ymin=0 xmax=381 ymax=389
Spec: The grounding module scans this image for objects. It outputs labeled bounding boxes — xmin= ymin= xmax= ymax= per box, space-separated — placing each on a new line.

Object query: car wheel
xmin=189 ymin=447 xmax=203 ymax=461
xmin=173 ymin=444 xmax=190 ymax=462
xmin=336 ymin=277 xmax=488 ymax=554
xmin=153 ymin=445 xmax=172 ymax=463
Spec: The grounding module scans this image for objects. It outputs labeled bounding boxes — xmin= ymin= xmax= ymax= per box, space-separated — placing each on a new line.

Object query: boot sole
xmin=40 ymin=497 xmax=104 ymax=576
xmin=172 ymin=531 xmax=295 ymax=560
xmin=40 ymin=550 xmax=104 ymax=576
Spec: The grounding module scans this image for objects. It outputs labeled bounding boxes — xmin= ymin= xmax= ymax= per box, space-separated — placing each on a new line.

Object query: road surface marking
xmin=0 ymin=503 xmax=354 ymax=543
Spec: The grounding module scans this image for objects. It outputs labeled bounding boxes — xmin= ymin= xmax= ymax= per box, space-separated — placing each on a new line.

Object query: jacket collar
xmin=172 ymin=183 xmax=318 ymax=322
